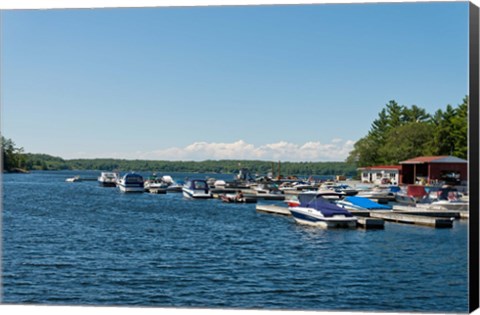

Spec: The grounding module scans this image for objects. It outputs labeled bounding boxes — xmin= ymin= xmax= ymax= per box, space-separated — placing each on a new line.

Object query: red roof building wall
xmin=428 ymin=163 xmax=468 ymax=182
xmin=400 ymin=162 xmax=468 ymax=184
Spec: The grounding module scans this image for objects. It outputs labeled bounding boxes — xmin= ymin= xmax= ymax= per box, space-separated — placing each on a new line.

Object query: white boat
xmin=395 ymin=185 xmax=431 ymax=206
xmin=144 ymin=177 xmax=169 ymax=193
xmin=97 ymin=172 xmax=119 ymax=187
xmin=65 ymin=176 xmax=81 ymax=182
xmin=356 ymin=186 xmax=395 ymax=202
xmin=161 ymin=175 xmax=183 ymax=192
xmin=117 ymin=173 xmax=144 ymax=193
xmin=182 ymin=179 xmax=212 ymax=199
xmin=288 ymin=193 xmax=357 ymax=228
xmin=418 ymin=186 xmax=468 ymax=211
xmin=250 ymin=183 xmax=285 ymax=200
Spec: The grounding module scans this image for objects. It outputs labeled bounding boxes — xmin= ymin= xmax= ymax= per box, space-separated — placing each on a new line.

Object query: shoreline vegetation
xmin=2 ymin=154 xmax=358 ymax=177
xmin=2 ymin=97 xmax=468 ymax=176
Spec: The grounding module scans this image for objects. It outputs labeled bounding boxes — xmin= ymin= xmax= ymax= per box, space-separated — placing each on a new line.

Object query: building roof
xmin=399 ymin=156 xmax=468 ymax=164
xmin=357 ymin=165 xmax=401 ymax=171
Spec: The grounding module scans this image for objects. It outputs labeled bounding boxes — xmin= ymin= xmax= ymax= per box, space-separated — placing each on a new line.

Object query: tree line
xmin=26 ymin=156 xmax=358 ymax=176
xmin=346 ymin=96 xmax=468 ymax=167
xmin=1 ymin=137 xmax=26 ymax=172
xmin=1 ymin=146 xmax=357 ymax=176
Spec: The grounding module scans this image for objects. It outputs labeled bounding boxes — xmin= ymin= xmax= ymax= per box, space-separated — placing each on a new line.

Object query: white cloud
xmin=62 ymin=139 xmax=355 ymax=161
xmin=131 ymin=139 xmax=354 ymax=162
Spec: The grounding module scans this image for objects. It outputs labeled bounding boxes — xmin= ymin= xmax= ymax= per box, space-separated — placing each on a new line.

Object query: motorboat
xmin=336 ymin=196 xmax=392 ymax=211
xmin=288 ymin=193 xmax=357 ymax=228
xmin=356 ymin=186 xmax=396 ymax=203
xmin=144 ymin=175 xmax=169 ymax=194
xmin=162 ymin=175 xmax=183 ymax=192
xmin=279 ymin=181 xmax=315 ymax=192
xmin=117 ymin=173 xmax=145 ymax=193
xmin=182 ymin=179 xmax=212 ymax=199
xmin=249 ymin=183 xmax=285 ymax=200
xmin=318 ymin=182 xmax=358 ymax=196
xmin=395 ymin=185 xmax=430 ymax=206
xmin=417 ymin=186 xmax=468 ymax=211
xmin=220 ymin=192 xmax=257 ymax=203
xmin=65 ymin=176 xmax=81 ymax=182
xmin=97 ymin=172 xmax=118 ymax=187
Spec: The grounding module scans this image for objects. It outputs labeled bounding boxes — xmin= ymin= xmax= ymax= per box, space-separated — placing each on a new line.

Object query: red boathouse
xmin=398 ymin=156 xmax=468 ymax=185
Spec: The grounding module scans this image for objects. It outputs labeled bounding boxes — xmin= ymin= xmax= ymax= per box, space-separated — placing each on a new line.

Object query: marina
xmin=1 ymin=170 xmax=470 ymax=312
xmin=63 ymin=168 xmax=470 ymax=230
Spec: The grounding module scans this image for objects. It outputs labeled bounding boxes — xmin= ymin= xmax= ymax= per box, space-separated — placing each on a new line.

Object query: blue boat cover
xmin=299 ymin=194 xmax=354 ymax=217
xmin=344 ymin=196 xmax=391 ymax=210
xmin=389 ymin=186 xmax=401 ymax=193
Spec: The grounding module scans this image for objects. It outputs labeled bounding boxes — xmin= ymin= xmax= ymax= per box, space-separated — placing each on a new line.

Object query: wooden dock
xmin=369 ymin=211 xmax=453 ymax=228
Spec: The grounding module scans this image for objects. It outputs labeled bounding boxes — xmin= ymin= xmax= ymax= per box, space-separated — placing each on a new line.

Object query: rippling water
xmin=2 ymin=171 xmax=468 ymax=312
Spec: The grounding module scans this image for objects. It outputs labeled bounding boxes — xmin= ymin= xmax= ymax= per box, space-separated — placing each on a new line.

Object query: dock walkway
xmin=369 ymin=211 xmax=453 ymax=228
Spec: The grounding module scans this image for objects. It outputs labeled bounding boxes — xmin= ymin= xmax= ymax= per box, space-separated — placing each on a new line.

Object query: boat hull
xmin=118 ymin=184 xmax=144 ymax=193
xmin=182 ymin=189 xmax=212 ymax=199
xmin=99 ymin=181 xmax=117 ymax=187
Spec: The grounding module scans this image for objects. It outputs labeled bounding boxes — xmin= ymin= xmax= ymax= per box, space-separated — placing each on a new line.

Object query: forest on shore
xmin=347 ymin=97 xmax=468 ymax=166
xmin=2 ymin=97 xmax=468 ymax=176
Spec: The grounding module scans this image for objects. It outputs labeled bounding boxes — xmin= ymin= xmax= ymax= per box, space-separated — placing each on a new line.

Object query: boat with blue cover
xmin=118 ymin=173 xmax=144 ymax=193
xmin=182 ymin=179 xmax=212 ymax=199
xmin=336 ymin=196 xmax=392 ymax=211
xmin=288 ymin=193 xmax=357 ymax=228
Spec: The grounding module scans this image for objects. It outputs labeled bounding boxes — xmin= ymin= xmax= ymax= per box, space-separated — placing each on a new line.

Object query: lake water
xmin=1 ymin=171 xmax=469 ymax=312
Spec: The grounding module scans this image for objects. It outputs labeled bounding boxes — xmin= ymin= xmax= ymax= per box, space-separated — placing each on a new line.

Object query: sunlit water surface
xmin=2 ymin=171 xmax=468 ymax=312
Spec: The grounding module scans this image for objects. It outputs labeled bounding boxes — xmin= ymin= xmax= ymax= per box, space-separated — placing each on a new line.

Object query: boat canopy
xmin=298 ymin=194 xmax=354 ymax=217
xmin=344 ymin=196 xmax=391 ymax=210
xmin=124 ymin=173 xmax=143 ymax=183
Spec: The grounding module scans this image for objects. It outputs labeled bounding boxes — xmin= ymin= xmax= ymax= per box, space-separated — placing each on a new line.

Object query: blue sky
xmin=1 ymin=1 xmax=469 ymax=161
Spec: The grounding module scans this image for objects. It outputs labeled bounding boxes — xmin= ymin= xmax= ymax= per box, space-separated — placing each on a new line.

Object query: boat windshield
xmin=193 ymin=181 xmax=207 ymax=189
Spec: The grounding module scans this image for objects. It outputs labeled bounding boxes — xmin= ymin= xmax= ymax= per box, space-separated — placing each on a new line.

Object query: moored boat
xmin=288 ymin=193 xmax=357 ymax=228
xmin=395 ymin=185 xmax=430 ymax=206
xmin=182 ymin=179 xmax=212 ymax=199
xmin=220 ymin=192 xmax=257 ymax=203
xmin=66 ymin=176 xmax=81 ymax=182
xmin=144 ymin=174 xmax=169 ymax=193
xmin=97 ymin=172 xmax=119 ymax=187
xmin=118 ymin=173 xmax=144 ymax=193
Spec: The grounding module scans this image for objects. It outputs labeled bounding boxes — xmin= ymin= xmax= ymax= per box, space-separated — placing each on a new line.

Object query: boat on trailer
xmin=288 ymin=193 xmax=357 ymax=228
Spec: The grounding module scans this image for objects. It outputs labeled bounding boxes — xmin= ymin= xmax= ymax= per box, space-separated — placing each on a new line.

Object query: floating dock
xmin=256 ymin=204 xmax=291 ymax=216
xmin=392 ymin=205 xmax=463 ymax=219
xmin=369 ymin=211 xmax=453 ymax=228
xmin=355 ymin=216 xmax=385 ymax=229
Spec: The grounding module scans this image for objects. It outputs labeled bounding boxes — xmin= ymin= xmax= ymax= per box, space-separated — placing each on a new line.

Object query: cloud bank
xmin=127 ymin=139 xmax=355 ymax=162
